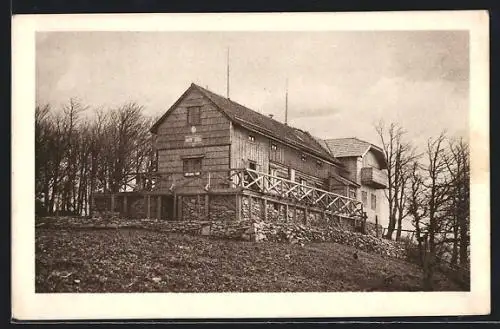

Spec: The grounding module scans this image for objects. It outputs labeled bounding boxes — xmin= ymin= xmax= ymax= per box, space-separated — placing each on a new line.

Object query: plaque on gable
xmin=185 ymin=126 xmax=202 ymax=146
xmin=185 ymin=134 xmax=202 ymax=145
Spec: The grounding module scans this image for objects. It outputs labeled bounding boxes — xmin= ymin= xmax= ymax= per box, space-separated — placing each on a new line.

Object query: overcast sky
xmin=36 ymin=31 xmax=469 ymax=148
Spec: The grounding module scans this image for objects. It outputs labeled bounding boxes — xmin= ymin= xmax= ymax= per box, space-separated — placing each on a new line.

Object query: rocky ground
xmin=35 ymin=226 xmax=463 ymax=293
xmin=36 ymin=216 xmax=408 ymax=260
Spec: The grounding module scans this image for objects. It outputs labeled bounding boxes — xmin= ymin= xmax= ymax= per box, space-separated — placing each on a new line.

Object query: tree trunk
xmin=396 ymin=216 xmax=403 ymax=241
xmin=423 ymin=254 xmax=434 ymax=291
xmin=451 ymin=215 xmax=459 ymax=267
xmin=459 ymin=217 xmax=469 ymax=267
xmin=43 ymin=171 xmax=50 ymax=215
xmin=385 ymin=210 xmax=397 ymax=239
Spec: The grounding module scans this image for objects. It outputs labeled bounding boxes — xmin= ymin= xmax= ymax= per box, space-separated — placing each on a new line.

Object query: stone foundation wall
xmin=365 ymin=221 xmax=384 ymax=237
xmin=181 ymin=196 xmax=206 ymax=221
xmin=38 ymin=216 xmax=405 ymax=260
xmin=93 ymin=194 xmax=158 ymax=219
xmin=128 ymin=196 xmax=157 ymax=219
xmin=241 ymin=196 xmax=338 ymax=229
xmin=339 ymin=216 xmax=356 ymax=231
xmin=93 ymin=193 xmax=363 ymax=237
xmin=93 ymin=195 xmax=111 ymax=214
xmin=209 ymin=195 xmax=236 ymax=221
xmin=267 ymin=202 xmax=284 ymax=222
xmin=241 ymin=196 xmax=263 ymax=221
xmin=178 ymin=194 xmax=239 ymax=222
xmin=251 ymin=220 xmax=406 ymax=259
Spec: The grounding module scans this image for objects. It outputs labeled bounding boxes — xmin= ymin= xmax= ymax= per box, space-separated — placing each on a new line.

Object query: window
xmin=316 ymin=160 xmax=323 ymax=168
xmin=248 ymin=161 xmax=257 ymax=170
xmin=271 ymin=143 xmax=277 ymax=151
xmin=362 ymin=191 xmax=368 ymax=205
xmin=187 ymin=106 xmax=201 ymax=126
xmin=371 ymin=193 xmax=377 ymax=210
xmin=153 ymin=150 xmax=159 ymax=172
xmin=349 ymin=189 xmax=357 ymax=199
xmin=248 ymin=135 xmax=256 ymax=142
xmin=183 ymin=157 xmax=202 ymax=176
xmin=301 ymin=154 xmax=307 ymax=162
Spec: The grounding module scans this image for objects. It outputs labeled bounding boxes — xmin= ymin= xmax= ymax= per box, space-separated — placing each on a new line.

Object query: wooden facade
xmin=230 ymin=125 xmax=344 ymax=191
xmin=324 ymin=138 xmax=389 ymax=226
xmin=154 ymin=88 xmax=232 ymax=192
xmin=93 ymin=83 xmax=373 ymax=227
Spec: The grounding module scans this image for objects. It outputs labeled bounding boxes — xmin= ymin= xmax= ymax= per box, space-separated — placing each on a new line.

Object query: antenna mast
xmin=285 ymin=78 xmax=289 ymax=125
xmin=226 ymin=47 xmax=230 ymax=99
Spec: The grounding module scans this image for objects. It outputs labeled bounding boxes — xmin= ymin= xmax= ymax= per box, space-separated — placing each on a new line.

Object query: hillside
xmin=35 ymin=227 xmax=461 ymax=292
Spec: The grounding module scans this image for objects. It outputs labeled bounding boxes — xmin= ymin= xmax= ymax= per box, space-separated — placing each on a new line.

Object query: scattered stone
xmin=255 ymin=233 xmax=266 ymax=242
xmin=201 ymin=225 xmax=211 ymax=236
xmin=36 ymin=215 xmax=407 ymax=260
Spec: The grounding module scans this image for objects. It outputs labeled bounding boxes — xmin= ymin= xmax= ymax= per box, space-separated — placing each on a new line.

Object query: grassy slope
xmin=35 ymin=228 xmax=461 ymax=292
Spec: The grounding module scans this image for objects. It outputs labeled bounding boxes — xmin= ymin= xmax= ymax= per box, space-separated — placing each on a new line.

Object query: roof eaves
xmin=331 ymin=173 xmax=361 ymax=187
xmin=193 ymin=84 xmax=340 ymax=165
xmin=233 ymin=118 xmax=339 ymax=165
xmin=150 ymin=83 xmax=197 ymax=133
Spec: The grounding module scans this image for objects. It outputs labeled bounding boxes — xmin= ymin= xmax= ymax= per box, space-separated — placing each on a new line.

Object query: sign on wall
xmin=185 ymin=126 xmax=202 ymax=146
xmin=185 ymin=135 xmax=202 ymax=144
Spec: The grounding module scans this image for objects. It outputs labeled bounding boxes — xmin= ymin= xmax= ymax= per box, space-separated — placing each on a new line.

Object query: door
xmin=161 ymin=195 xmax=174 ymax=220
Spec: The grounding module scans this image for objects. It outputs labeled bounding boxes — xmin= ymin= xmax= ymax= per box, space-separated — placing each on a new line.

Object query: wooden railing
xmin=117 ymin=168 xmax=365 ymax=219
xmin=235 ymin=168 xmax=365 ymax=218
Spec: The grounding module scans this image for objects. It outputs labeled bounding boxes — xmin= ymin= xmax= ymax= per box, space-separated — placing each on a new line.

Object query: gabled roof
xmin=324 ymin=137 xmax=387 ymax=169
xmin=151 ymin=83 xmax=340 ymax=165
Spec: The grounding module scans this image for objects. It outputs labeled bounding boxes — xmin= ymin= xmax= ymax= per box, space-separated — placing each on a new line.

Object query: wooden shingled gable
xmin=324 ymin=137 xmax=388 ymax=169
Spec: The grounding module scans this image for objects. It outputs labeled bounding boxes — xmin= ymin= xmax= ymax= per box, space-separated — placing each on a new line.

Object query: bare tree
xmin=35 ymin=99 xmax=155 ymax=217
xmin=375 ymin=121 xmax=418 ymax=240
xmin=422 ymin=133 xmax=451 ymax=289
xmin=87 ymin=108 xmax=108 ymax=215
xmin=60 ymin=98 xmax=88 ymax=214
xmin=406 ymin=133 xmax=471 ymax=290
xmin=407 ymin=132 xmax=456 ymax=289
xmin=35 ymin=104 xmax=52 ymax=215
xmin=444 ymin=138 xmax=470 ymax=268
xmin=407 ymin=161 xmax=427 ymax=265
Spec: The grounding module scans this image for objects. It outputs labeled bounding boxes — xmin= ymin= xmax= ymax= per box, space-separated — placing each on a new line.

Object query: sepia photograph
xmin=12 ymin=11 xmax=489 ymax=319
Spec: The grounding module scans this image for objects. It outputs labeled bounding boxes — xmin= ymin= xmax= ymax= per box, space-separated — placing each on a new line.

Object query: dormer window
xmin=248 ymin=135 xmax=256 ymax=142
xmin=301 ymin=154 xmax=307 ymax=162
xmin=187 ymin=106 xmax=201 ymax=126
xmin=316 ymin=160 xmax=323 ymax=167
xmin=271 ymin=143 xmax=277 ymax=151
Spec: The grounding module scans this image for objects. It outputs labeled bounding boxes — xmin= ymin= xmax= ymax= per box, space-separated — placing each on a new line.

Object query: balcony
xmin=361 ymin=167 xmax=388 ymax=189
xmin=111 ymin=168 xmax=365 ymax=219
